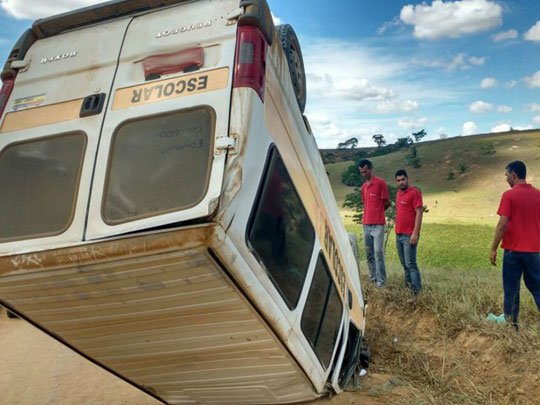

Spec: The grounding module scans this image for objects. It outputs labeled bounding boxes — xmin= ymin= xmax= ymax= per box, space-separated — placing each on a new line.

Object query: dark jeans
xmin=502 ymin=250 xmax=540 ymax=325
xmin=396 ymin=233 xmax=422 ymax=294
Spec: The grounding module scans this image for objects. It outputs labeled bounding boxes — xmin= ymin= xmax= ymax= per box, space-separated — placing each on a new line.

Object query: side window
xmin=301 ymin=253 xmax=343 ymax=369
xmin=248 ymin=147 xmax=315 ymax=309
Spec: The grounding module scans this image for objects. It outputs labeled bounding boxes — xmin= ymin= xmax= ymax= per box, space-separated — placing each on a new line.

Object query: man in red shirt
xmin=490 ymin=161 xmax=540 ymax=329
xmin=395 ymin=169 xmax=423 ymax=294
xmin=359 ymin=160 xmax=390 ymax=287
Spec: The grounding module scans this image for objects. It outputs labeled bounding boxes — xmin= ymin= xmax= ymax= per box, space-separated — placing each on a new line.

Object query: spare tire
xmin=276 ymin=24 xmax=307 ymax=113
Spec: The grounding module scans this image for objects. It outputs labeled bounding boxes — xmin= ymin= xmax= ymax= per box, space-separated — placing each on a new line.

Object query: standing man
xmin=359 ymin=160 xmax=390 ymax=287
xmin=395 ymin=169 xmax=423 ymax=295
xmin=490 ymin=161 xmax=540 ymax=329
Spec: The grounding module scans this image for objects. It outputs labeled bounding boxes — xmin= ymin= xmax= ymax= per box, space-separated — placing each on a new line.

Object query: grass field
xmin=326 ymin=130 xmax=540 ymax=325
xmin=326 ymin=133 xmax=540 ymax=402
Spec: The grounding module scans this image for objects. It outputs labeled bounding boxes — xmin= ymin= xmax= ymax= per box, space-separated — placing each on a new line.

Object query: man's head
xmin=395 ymin=169 xmax=409 ymax=190
xmin=505 ymin=161 xmax=527 ymax=187
xmin=358 ymin=159 xmax=373 ymax=180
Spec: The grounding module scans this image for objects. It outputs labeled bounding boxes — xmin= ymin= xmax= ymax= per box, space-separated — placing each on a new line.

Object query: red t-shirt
xmin=361 ymin=176 xmax=389 ymax=225
xmin=497 ymin=184 xmax=540 ymax=252
xmin=395 ymin=186 xmax=423 ymax=234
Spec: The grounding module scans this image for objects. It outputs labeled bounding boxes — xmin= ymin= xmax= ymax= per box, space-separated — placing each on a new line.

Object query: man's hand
xmin=490 ymin=249 xmax=497 ymax=266
xmin=410 ymin=233 xmax=419 ymax=246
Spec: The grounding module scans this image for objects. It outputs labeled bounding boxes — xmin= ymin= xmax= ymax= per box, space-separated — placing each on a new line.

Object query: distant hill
xmin=325 ymin=130 xmax=540 ymax=225
xmin=319 ymin=147 xmax=375 ymax=164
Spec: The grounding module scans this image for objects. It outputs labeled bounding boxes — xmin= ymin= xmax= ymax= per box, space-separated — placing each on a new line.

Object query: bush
xmin=405 ymin=146 xmax=421 ymax=168
xmin=479 ymin=143 xmax=496 ymax=155
xmin=458 ymin=163 xmax=468 ymax=174
xmin=447 ymin=171 xmax=455 ymax=180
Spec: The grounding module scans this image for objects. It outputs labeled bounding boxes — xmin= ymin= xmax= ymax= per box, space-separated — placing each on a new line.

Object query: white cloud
xmin=272 ymin=13 xmax=283 ymax=25
xmin=462 ymin=121 xmax=478 ymax=136
xmin=0 ymin=0 xmax=99 ymax=19
xmin=412 ymin=53 xmax=485 ymax=71
xmin=481 ymin=77 xmax=497 ymax=88
xmin=527 ymin=103 xmax=540 ymax=112
xmin=469 ymin=101 xmax=494 ymax=113
xmin=514 ymin=125 xmax=533 ymax=131
xmin=400 ymin=0 xmax=502 ymax=40
xmin=497 ymin=105 xmax=512 ymax=113
xmin=505 ymin=80 xmax=517 ymax=89
xmin=491 ymin=123 xmax=511 ymax=133
xmin=397 ymin=117 xmax=428 ymax=129
xmin=524 ymin=71 xmax=540 ymax=88
xmin=492 ymin=29 xmax=518 ymax=42
xmin=524 ymin=21 xmax=540 ymax=42
xmin=469 ymin=56 xmax=486 ymax=65
xmin=375 ymin=100 xmax=419 ymax=114
xmin=533 ymin=116 xmax=540 ymax=126
xmin=377 ymin=17 xmax=403 ymax=35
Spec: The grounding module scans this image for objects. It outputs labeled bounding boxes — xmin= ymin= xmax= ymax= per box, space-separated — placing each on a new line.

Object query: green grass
xmin=345 ymin=222 xmax=540 ymax=325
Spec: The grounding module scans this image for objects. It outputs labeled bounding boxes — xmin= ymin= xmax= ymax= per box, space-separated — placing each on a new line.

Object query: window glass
xmin=0 ymin=133 xmax=86 ymax=242
xmin=103 ymin=107 xmax=214 ymax=223
xmin=301 ymin=253 xmax=343 ymax=368
xmin=248 ymin=148 xmax=315 ymax=309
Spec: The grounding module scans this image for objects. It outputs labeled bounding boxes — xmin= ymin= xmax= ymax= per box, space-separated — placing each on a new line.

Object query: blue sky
xmin=1 ymin=0 xmax=539 ymax=148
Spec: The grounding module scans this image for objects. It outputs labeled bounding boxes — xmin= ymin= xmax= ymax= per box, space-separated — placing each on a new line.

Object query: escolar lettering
xmin=131 ymin=75 xmax=209 ymax=104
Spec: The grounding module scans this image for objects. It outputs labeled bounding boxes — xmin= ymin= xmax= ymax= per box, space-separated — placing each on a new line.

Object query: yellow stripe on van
xmin=112 ymin=67 xmax=229 ymax=110
xmin=0 ymin=99 xmax=83 ymax=133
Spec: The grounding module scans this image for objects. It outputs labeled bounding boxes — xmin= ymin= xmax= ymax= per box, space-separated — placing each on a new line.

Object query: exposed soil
xmin=2 ymin=293 xmax=539 ymax=404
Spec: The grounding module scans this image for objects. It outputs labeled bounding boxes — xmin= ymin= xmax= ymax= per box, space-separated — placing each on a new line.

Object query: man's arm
xmin=384 ymin=199 xmax=390 ymax=210
xmin=490 ymin=215 xmax=509 ymax=266
xmin=410 ymin=207 xmax=423 ymax=245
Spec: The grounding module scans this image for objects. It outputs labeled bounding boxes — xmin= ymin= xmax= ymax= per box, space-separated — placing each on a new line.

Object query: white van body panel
xmin=0 ymin=19 xmax=131 ymax=256
xmin=0 ymin=0 xmax=367 ymax=403
xmin=86 ymin=0 xmax=239 ymax=240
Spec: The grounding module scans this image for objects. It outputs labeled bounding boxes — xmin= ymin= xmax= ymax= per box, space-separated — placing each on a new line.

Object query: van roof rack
xmin=32 ymin=0 xmax=194 ymax=39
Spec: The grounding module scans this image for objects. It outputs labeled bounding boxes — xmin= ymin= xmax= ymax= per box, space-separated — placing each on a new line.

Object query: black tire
xmin=276 ymin=24 xmax=307 ymax=113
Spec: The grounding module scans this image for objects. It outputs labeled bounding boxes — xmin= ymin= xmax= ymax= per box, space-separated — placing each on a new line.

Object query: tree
xmin=395 ymin=136 xmax=413 ymax=148
xmin=372 ymin=134 xmax=386 ymax=148
xmin=439 ymin=133 xmax=448 ymax=139
xmin=404 ymin=146 xmax=421 ymax=168
xmin=338 ymin=137 xmax=358 ymax=149
xmin=412 ymin=129 xmax=427 ymax=142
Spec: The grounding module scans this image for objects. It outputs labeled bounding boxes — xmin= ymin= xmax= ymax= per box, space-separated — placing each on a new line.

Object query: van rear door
xmin=85 ymin=0 xmax=238 ymax=240
xmin=0 ymin=19 xmax=131 ymax=255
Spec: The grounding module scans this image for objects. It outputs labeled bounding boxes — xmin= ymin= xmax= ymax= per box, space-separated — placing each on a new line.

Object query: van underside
xmin=0 ymin=224 xmax=318 ymax=404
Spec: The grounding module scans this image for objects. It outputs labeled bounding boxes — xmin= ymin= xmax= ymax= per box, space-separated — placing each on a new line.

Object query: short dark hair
xmin=395 ymin=169 xmax=408 ymax=178
xmin=358 ymin=159 xmax=373 ymax=169
xmin=506 ymin=161 xmax=526 ymax=179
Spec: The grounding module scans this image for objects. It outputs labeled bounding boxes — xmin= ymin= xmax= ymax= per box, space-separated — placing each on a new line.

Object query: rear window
xmin=103 ymin=107 xmax=214 ymax=224
xmin=301 ymin=253 xmax=343 ymax=369
xmin=0 ymin=132 xmax=86 ymax=242
xmin=248 ymin=147 xmax=315 ymax=309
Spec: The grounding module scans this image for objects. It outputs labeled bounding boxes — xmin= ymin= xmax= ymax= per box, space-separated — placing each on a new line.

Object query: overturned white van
xmin=0 ymin=0 xmax=367 ymax=403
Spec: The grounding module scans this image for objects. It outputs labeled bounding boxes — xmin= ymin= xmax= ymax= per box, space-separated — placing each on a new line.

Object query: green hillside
xmin=327 ymin=130 xmax=540 ymax=225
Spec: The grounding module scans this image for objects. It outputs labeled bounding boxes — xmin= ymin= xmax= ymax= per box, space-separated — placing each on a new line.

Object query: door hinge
xmin=215 ymin=135 xmax=238 ymax=155
xmin=226 ymin=8 xmax=244 ymax=25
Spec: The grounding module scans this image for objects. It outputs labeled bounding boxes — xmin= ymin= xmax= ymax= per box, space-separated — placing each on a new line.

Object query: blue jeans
xmin=502 ymin=250 xmax=540 ymax=325
xmin=396 ymin=233 xmax=422 ymax=294
xmin=363 ymin=224 xmax=386 ymax=287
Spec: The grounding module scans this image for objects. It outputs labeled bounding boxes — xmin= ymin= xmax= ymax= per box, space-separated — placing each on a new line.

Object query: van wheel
xmin=276 ymin=24 xmax=307 ymax=113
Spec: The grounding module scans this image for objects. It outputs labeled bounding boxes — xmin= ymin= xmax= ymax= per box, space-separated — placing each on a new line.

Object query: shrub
xmin=479 ymin=143 xmax=496 ymax=155
xmin=447 ymin=171 xmax=455 ymax=180
xmin=458 ymin=163 xmax=468 ymax=174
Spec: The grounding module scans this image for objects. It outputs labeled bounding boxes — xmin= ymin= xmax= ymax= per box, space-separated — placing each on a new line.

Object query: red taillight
xmin=233 ymin=25 xmax=267 ymax=101
xmin=141 ymin=47 xmax=204 ymax=80
xmin=0 ymin=77 xmax=15 ymax=119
